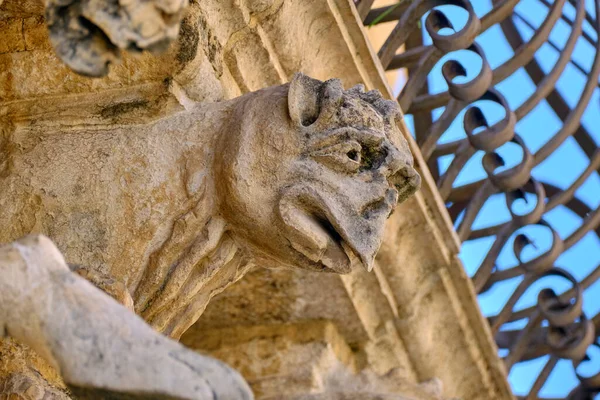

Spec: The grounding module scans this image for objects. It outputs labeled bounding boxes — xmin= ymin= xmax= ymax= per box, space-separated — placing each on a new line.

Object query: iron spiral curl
xmin=354 ymin=0 xmax=600 ymax=398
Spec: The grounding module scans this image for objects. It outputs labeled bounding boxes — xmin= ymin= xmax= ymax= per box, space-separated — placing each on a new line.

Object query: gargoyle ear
xmin=288 ymin=73 xmax=324 ymax=127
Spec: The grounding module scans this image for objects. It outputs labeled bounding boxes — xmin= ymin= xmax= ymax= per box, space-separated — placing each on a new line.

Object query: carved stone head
xmin=0 ymin=71 xmax=421 ymax=338
xmin=215 ymin=73 xmax=420 ymax=274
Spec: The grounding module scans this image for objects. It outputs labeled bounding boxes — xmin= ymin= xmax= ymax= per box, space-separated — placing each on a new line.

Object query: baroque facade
xmin=2 ymin=0 xmax=597 ymax=399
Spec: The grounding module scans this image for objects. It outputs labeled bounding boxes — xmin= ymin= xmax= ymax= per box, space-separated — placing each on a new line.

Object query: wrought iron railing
xmin=353 ymin=0 xmax=600 ymax=398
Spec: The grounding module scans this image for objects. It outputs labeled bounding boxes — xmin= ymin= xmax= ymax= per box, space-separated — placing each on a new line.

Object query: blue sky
xmin=394 ymin=0 xmax=600 ymax=397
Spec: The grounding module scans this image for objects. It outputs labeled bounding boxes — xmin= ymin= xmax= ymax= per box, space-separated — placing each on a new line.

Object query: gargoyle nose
xmin=389 ymin=166 xmax=421 ymax=201
xmin=383 ymin=146 xmax=421 ymax=202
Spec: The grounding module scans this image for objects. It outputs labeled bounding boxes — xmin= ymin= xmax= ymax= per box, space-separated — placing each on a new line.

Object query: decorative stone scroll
xmin=45 ymin=0 xmax=189 ymax=76
xmin=0 ymin=74 xmax=420 ymax=398
xmin=0 ymin=0 xmax=188 ymax=76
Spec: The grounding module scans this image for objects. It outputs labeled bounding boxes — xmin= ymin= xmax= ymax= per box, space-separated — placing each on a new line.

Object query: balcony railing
xmin=353 ymin=0 xmax=600 ymax=398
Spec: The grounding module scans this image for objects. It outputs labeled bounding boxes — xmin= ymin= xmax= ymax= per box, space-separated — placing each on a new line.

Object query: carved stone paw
xmin=1 ymin=236 xmax=253 ymax=399
xmin=0 ymin=373 xmax=69 ymax=400
xmin=46 ymin=0 xmax=189 ymax=77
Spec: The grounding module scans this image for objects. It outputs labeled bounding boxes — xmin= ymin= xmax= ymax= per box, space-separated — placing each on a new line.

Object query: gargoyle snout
xmin=381 ymin=145 xmax=422 ymax=203
xmin=390 ymin=165 xmax=421 ymax=200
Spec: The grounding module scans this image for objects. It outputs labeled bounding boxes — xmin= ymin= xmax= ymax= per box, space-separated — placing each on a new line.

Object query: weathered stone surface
xmin=0 ymin=73 xmax=419 ymax=340
xmin=45 ymin=0 xmax=188 ymax=76
xmin=0 ymin=0 xmax=389 ymax=103
xmin=0 ymin=371 xmax=70 ymax=400
xmin=183 ymin=322 xmax=444 ymax=400
xmin=0 ymin=0 xmax=514 ymax=399
xmin=270 ymin=394 xmax=435 ymax=400
xmin=0 ymin=235 xmax=253 ymax=399
xmin=70 ymin=263 xmax=135 ymax=312
xmin=0 ymin=0 xmax=45 ymax=18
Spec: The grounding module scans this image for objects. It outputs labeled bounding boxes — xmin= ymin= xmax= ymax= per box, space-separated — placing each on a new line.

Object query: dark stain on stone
xmin=100 ymin=100 xmax=149 ymax=119
xmin=68 ymin=386 xmax=184 ymax=400
xmin=0 ymin=54 xmax=14 ymax=100
xmin=197 ymin=13 xmax=223 ymax=77
xmin=0 ymin=118 xmax=16 ymax=178
xmin=176 ymin=16 xmax=199 ymax=66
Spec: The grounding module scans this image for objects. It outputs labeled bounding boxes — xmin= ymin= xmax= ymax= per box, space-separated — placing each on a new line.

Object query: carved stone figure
xmin=0 ymin=73 xmax=420 ymax=398
xmin=0 ymin=0 xmax=188 ymax=76
xmin=1 ymin=73 xmax=420 ymax=339
xmin=0 ymin=235 xmax=253 ymax=399
xmin=45 ymin=0 xmax=188 ymax=76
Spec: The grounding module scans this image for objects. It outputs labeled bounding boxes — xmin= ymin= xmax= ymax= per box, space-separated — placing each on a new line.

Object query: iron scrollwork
xmin=354 ymin=0 xmax=600 ymax=398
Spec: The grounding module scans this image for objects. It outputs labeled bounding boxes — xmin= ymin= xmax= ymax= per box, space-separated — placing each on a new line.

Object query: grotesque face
xmin=215 ymin=73 xmax=420 ymax=274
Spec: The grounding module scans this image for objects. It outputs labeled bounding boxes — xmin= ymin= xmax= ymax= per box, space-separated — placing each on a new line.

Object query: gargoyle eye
xmin=311 ymin=141 xmax=362 ymax=173
xmin=347 ymin=149 xmax=360 ymax=163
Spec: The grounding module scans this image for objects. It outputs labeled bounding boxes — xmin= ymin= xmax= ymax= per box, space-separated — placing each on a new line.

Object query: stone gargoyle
xmin=0 ymin=73 xmax=421 ymax=398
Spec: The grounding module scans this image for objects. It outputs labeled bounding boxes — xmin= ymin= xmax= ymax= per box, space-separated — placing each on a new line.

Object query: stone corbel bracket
xmin=0 ymin=235 xmax=253 ymax=400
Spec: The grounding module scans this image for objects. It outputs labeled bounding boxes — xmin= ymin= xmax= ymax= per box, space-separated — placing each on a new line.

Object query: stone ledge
xmin=183 ymin=322 xmax=443 ymax=400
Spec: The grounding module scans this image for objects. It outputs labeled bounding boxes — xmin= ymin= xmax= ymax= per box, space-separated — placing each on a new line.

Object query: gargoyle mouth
xmin=305 ymin=212 xmax=364 ymax=274
xmin=279 ymin=190 xmax=372 ymax=274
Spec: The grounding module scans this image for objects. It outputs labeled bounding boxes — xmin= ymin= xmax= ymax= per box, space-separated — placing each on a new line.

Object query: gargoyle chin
xmin=0 ymin=73 xmax=420 ymax=339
